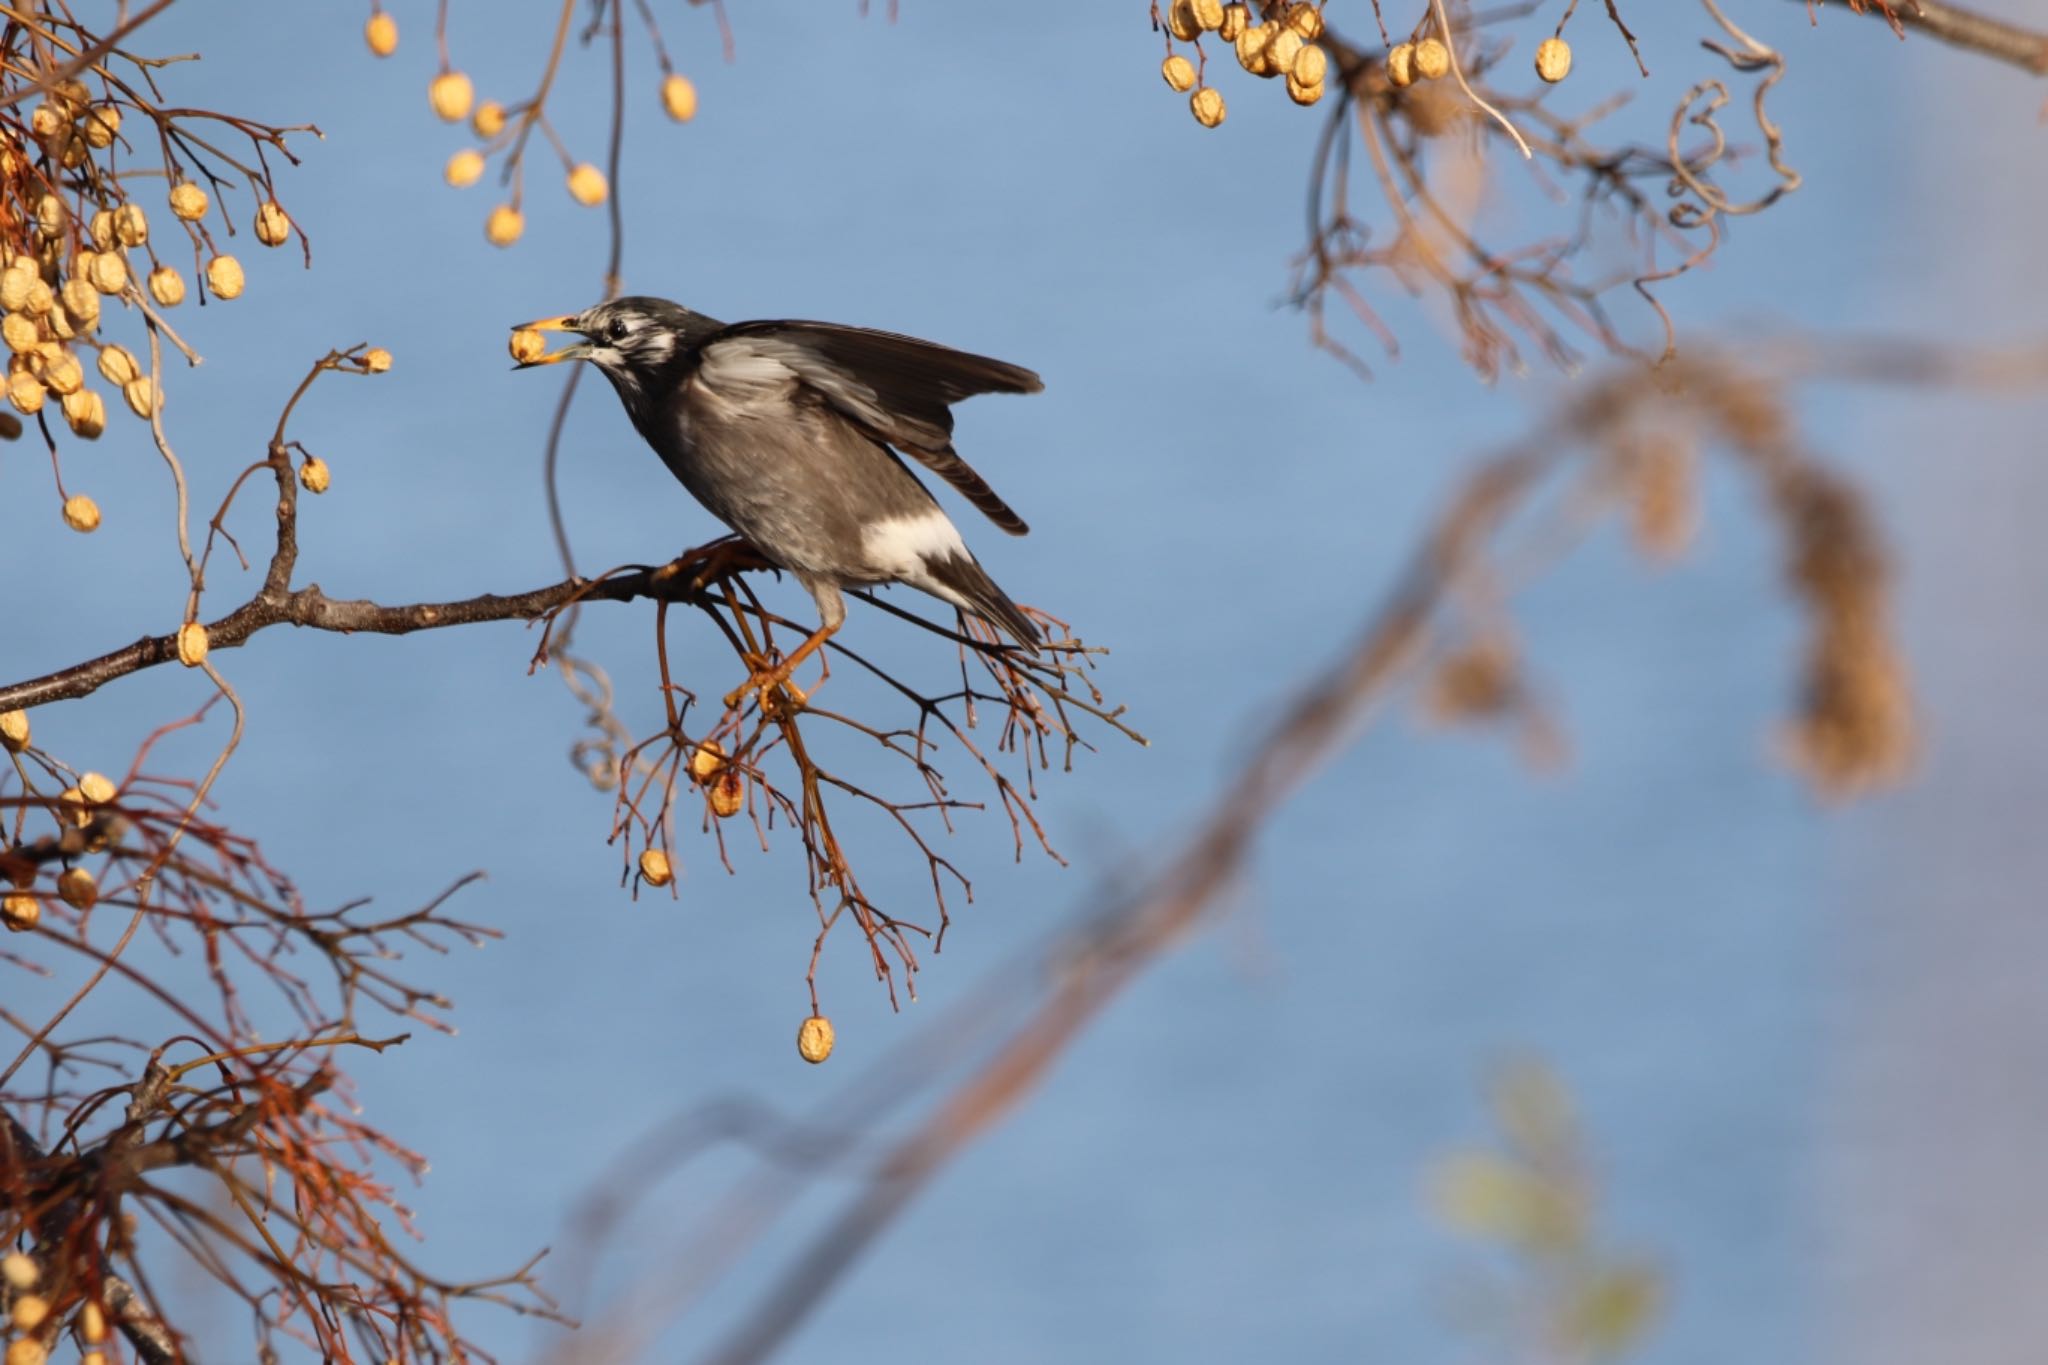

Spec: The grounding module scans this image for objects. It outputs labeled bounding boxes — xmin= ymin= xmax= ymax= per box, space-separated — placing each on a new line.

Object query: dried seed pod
xmin=79 ymin=771 xmax=115 ymax=804
xmin=473 ymin=101 xmax=507 ymax=138
xmin=114 ymin=203 xmax=147 ymax=247
xmin=34 ymin=194 xmax=63 ymax=238
xmin=61 ymin=491 xmax=96 ymax=531
xmin=147 ymin=264 xmax=185 ymax=307
xmin=445 ymin=148 xmax=485 ymax=188
xmin=41 ymin=349 xmax=82 ymax=395
xmin=1234 ymin=23 xmax=1272 ymax=73
xmin=364 ymin=346 xmax=393 ymax=372
xmin=97 ymin=344 xmax=138 ymax=385
xmin=177 ymin=621 xmax=209 ymax=667
xmin=2 ymin=313 xmax=38 ymax=353
xmin=299 ymin=455 xmax=330 ymax=493
xmin=1287 ymin=2 xmax=1324 ymax=39
xmin=709 ymin=770 xmax=745 ymax=818
xmin=86 ymin=251 xmax=126 ymax=295
xmin=29 ymin=102 xmax=62 ymax=141
xmin=1414 ymin=37 xmax=1450 ymax=80
xmin=1162 ymin=54 xmax=1197 ymax=92
xmin=1167 ymin=0 xmax=1201 ymax=41
xmin=1387 ymin=41 xmax=1416 ymax=87
xmin=688 ymin=739 xmax=727 ymax=782
xmin=55 ymin=787 xmax=89 ymax=826
xmin=1190 ymin=85 xmax=1227 ymax=127
xmin=1535 ymin=36 xmax=1571 ymax=83
xmin=1218 ymin=2 xmax=1248 ymax=41
xmin=9 ymin=371 xmax=43 ymax=414
xmin=365 ymin=11 xmax=398 ymax=56
xmin=62 ymin=387 xmax=105 ymax=438
xmin=1192 ymin=0 xmax=1225 ymax=29
xmin=1267 ymin=29 xmax=1304 ymax=78
xmin=0 ymin=265 xmax=32 ymax=313
xmin=1293 ymin=43 xmax=1328 ymax=86
xmin=429 ymin=70 xmax=475 ymax=122
xmin=485 ymin=204 xmax=524 ymax=246
xmin=566 ymin=163 xmax=608 ymax=206
xmin=80 ymin=103 xmax=120 ymax=148
xmin=797 ymin=1014 xmax=835 ymax=1064
xmin=57 ymin=867 xmax=96 ymax=910
xmin=80 ymin=1301 xmax=107 ymax=1344
xmin=0 ymin=1252 xmax=34 ymax=1289
xmin=121 ymin=376 xmax=156 ymax=418
xmin=88 ymin=208 xmax=117 ymax=250
xmin=10 ymin=1295 xmax=49 ymax=1331
xmin=661 ymin=73 xmax=698 ymax=122
xmin=509 ymin=328 xmax=546 ymax=363
xmin=638 ymin=848 xmax=673 ymax=887
xmin=61 ymin=278 xmax=99 ymax=329
xmin=205 ymin=254 xmax=245 ymax=299
xmin=0 ymin=893 xmax=35 ymax=932
xmin=169 ymin=181 xmax=208 ymax=221
xmin=1287 ymin=73 xmax=1324 ymax=105
xmin=0 ymin=710 xmax=26 ymax=751
xmin=253 ymin=200 xmax=291 ymax=247
xmin=22 ymin=278 xmax=52 ymax=317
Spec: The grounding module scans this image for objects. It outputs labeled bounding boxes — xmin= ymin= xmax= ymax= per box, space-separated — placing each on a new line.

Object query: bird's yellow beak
xmin=509 ymin=314 xmax=588 ymax=368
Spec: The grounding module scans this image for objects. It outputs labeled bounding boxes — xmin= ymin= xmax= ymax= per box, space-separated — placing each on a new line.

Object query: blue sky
xmin=7 ymin=3 xmax=2048 ymax=1362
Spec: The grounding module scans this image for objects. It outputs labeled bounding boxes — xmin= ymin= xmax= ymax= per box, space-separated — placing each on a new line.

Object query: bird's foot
xmin=724 ymin=656 xmax=808 ymax=714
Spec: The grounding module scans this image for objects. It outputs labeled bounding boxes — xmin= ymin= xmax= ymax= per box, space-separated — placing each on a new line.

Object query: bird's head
xmin=510 ymin=296 xmax=719 ymax=380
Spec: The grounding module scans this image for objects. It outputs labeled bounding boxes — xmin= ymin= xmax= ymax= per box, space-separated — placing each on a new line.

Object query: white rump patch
xmin=862 ymin=511 xmax=970 ymax=601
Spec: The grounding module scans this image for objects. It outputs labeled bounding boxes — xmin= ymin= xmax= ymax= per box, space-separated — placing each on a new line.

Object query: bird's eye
xmin=606 ymin=318 xmax=629 ymax=343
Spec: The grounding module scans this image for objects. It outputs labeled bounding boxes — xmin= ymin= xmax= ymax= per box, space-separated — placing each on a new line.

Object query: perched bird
xmin=513 ymin=296 xmax=1042 ymax=702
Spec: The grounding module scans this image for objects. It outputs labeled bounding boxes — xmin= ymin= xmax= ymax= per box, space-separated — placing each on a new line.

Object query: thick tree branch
xmin=1812 ymin=0 xmax=2048 ymax=74
xmin=0 ymin=539 xmax=776 ymax=712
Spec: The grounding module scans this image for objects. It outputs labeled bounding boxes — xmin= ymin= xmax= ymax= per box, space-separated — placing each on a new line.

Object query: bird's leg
xmin=725 ymin=620 xmax=839 ymax=711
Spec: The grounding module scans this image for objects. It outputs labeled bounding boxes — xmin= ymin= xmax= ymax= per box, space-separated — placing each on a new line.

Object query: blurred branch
xmin=1803 ymin=0 xmax=2048 ymax=75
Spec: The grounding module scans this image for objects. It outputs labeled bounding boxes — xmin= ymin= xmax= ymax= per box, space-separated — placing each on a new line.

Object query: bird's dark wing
xmin=699 ymin=320 xmax=1040 ymax=536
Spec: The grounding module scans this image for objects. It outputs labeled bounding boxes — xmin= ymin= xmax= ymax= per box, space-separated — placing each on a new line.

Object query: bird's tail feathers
xmin=922 ymin=554 xmax=1041 ymax=651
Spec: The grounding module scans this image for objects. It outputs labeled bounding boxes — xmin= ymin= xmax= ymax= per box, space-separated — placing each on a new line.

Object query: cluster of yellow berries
xmin=0 ymin=76 xmax=284 ymax=535
xmin=365 ymin=7 xmax=698 ymax=247
xmin=1160 ymin=0 xmax=1329 ymax=128
xmin=0 ymin=713 xmax=113 ymax=930
xmin=3 ymin=1252 xmax=111 ymax=1365
xmin=1383 ymin=31 xmax=1571 ymax=88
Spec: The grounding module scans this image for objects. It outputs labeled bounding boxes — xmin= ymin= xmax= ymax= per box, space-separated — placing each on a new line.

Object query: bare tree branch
xmin=1806 ymin=0 xmax=2048 ymax=75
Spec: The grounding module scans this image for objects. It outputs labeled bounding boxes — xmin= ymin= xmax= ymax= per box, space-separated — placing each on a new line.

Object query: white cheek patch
xmin=861 ymin=510 xmax=968 ymax=580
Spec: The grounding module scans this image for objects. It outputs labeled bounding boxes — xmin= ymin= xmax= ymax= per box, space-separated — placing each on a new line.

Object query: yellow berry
xmin=1190 ymin=85 xmax=1226 ymax=128
xmin=0 ymin=1252 xmax=34 ymax=1289
xmin=1387 ymin=42 xmax=1416 ymax=87
xmin=168 ymin=181 xmax=208 ymax=221
xmin=2 ymin=313 xmax=37 ymax=353
xmin=660 ymin=73 xmax=698 ymax=122
xmin=1234 ymin=23 xmax=1271 ymax=73
xmin=1192 ymin=0 xmax=1225 ymax=29
xmin=10 ymin=1295 xmax=48 ymax=1332
xmin=1167 ymin=0 xmax=1200 ymax=41
xmin=21 ymin=278 xmax=51 ymax=318
xmin=472 ymin=100 xmax=507 ymax=138
xmin=509 ymin=328 xmax=546 ymax=364
xmin=253 ymin=200 xmax=291 ymax=247
xmin=80 ymin=103 xmax=120 ymax=148
xmin=55 ymin=787 xmax=88 ymax=828
xmin=206 ymin=254 xmax=245 ymax=299
xmin=86 ymin=251 xmax=126 ymax=295
xmin=796 ymin=1014 xmax=835 ymax=1064
xmin=148 ymin=264 xmax=185 ymax=307
xmin=638 ymin=848 xmax=673 ymax=887
xmin=1414 ymin=37 xmax=1450 ymax=80
xmin=1267 ymin=29 xmax=1304 ymax=78
xmin=0 ymin=710 xmax=26 ymax=751
xmin=429 ymin=71 xmax=474 ymax=122
xmin=79 ymin=771 xmax=115 ymax=804
xmin=29 ymin=103 xmax=62 ymax=141
xmin=445 ymin=148 xmax=485 ymax=188
xmin=1293 ymin=43 xmax=1328 ymax=86
xmin=5 ymin=1334 xmax=48 ymax=1365
xmin=688 ymin=738 xmax=727 ymax=782
xmin=114 ymin=202 xmax=147 ymax=247
xmin=177 ymin=621 xmax=209 ymax=667
xmin=88 ymin=208 xmax=116 ymax=250
xmin=121 ymin=376 xmax=156 ymax=418
xmin=1535 ymin=36 xmax=1572 ymax=83
xmin=80 ymin=1300 xmax=107 ymax=1343
xmin=34 ymin=194 xmax=63 ymax=239
xmin=57 ymin=866 xmax=96 ymax=910
xmin=709 ymin=770 xmax=745 ymax=818
xmin=1218 ymin=2 xmax=1248 ymax=40
xmin=61 ymin=492 xmax=97 ymax=531
xmin=9 ymin=371 xmax=43 ymax=413
xmin=1162 ymin=54 xmax=1196 ymax=92
xmin=1287 ymin=2 xmax=1324 ymax=39
xmin=566 ymin=163 xmax=608 ymax=206
xmin=0 ymin=265 xmax=31 ymax=313
xmin=484 ymin=204 xmax=523 ymax=247
xmin=62 ymin=387 xmax=105 ymax=439
xmin=1 ymin=893 xmax=36 ymax=933
xmin=40 ymin=349 xmax=81 ymax=396
xmin=61 ymin=278 xmax=99 ymax=330
xmin=299 ymin=455 xmax=330 ymax=493
xmin=364 ymin=11 xmax=398 ymax=56
xmin=1287 ymin=73 xmax=1323 ymax=104
xmin=97 ymin=344 xmax=138 ymax=385
xmin=363 ymin=346 xmax=392 ymax=372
